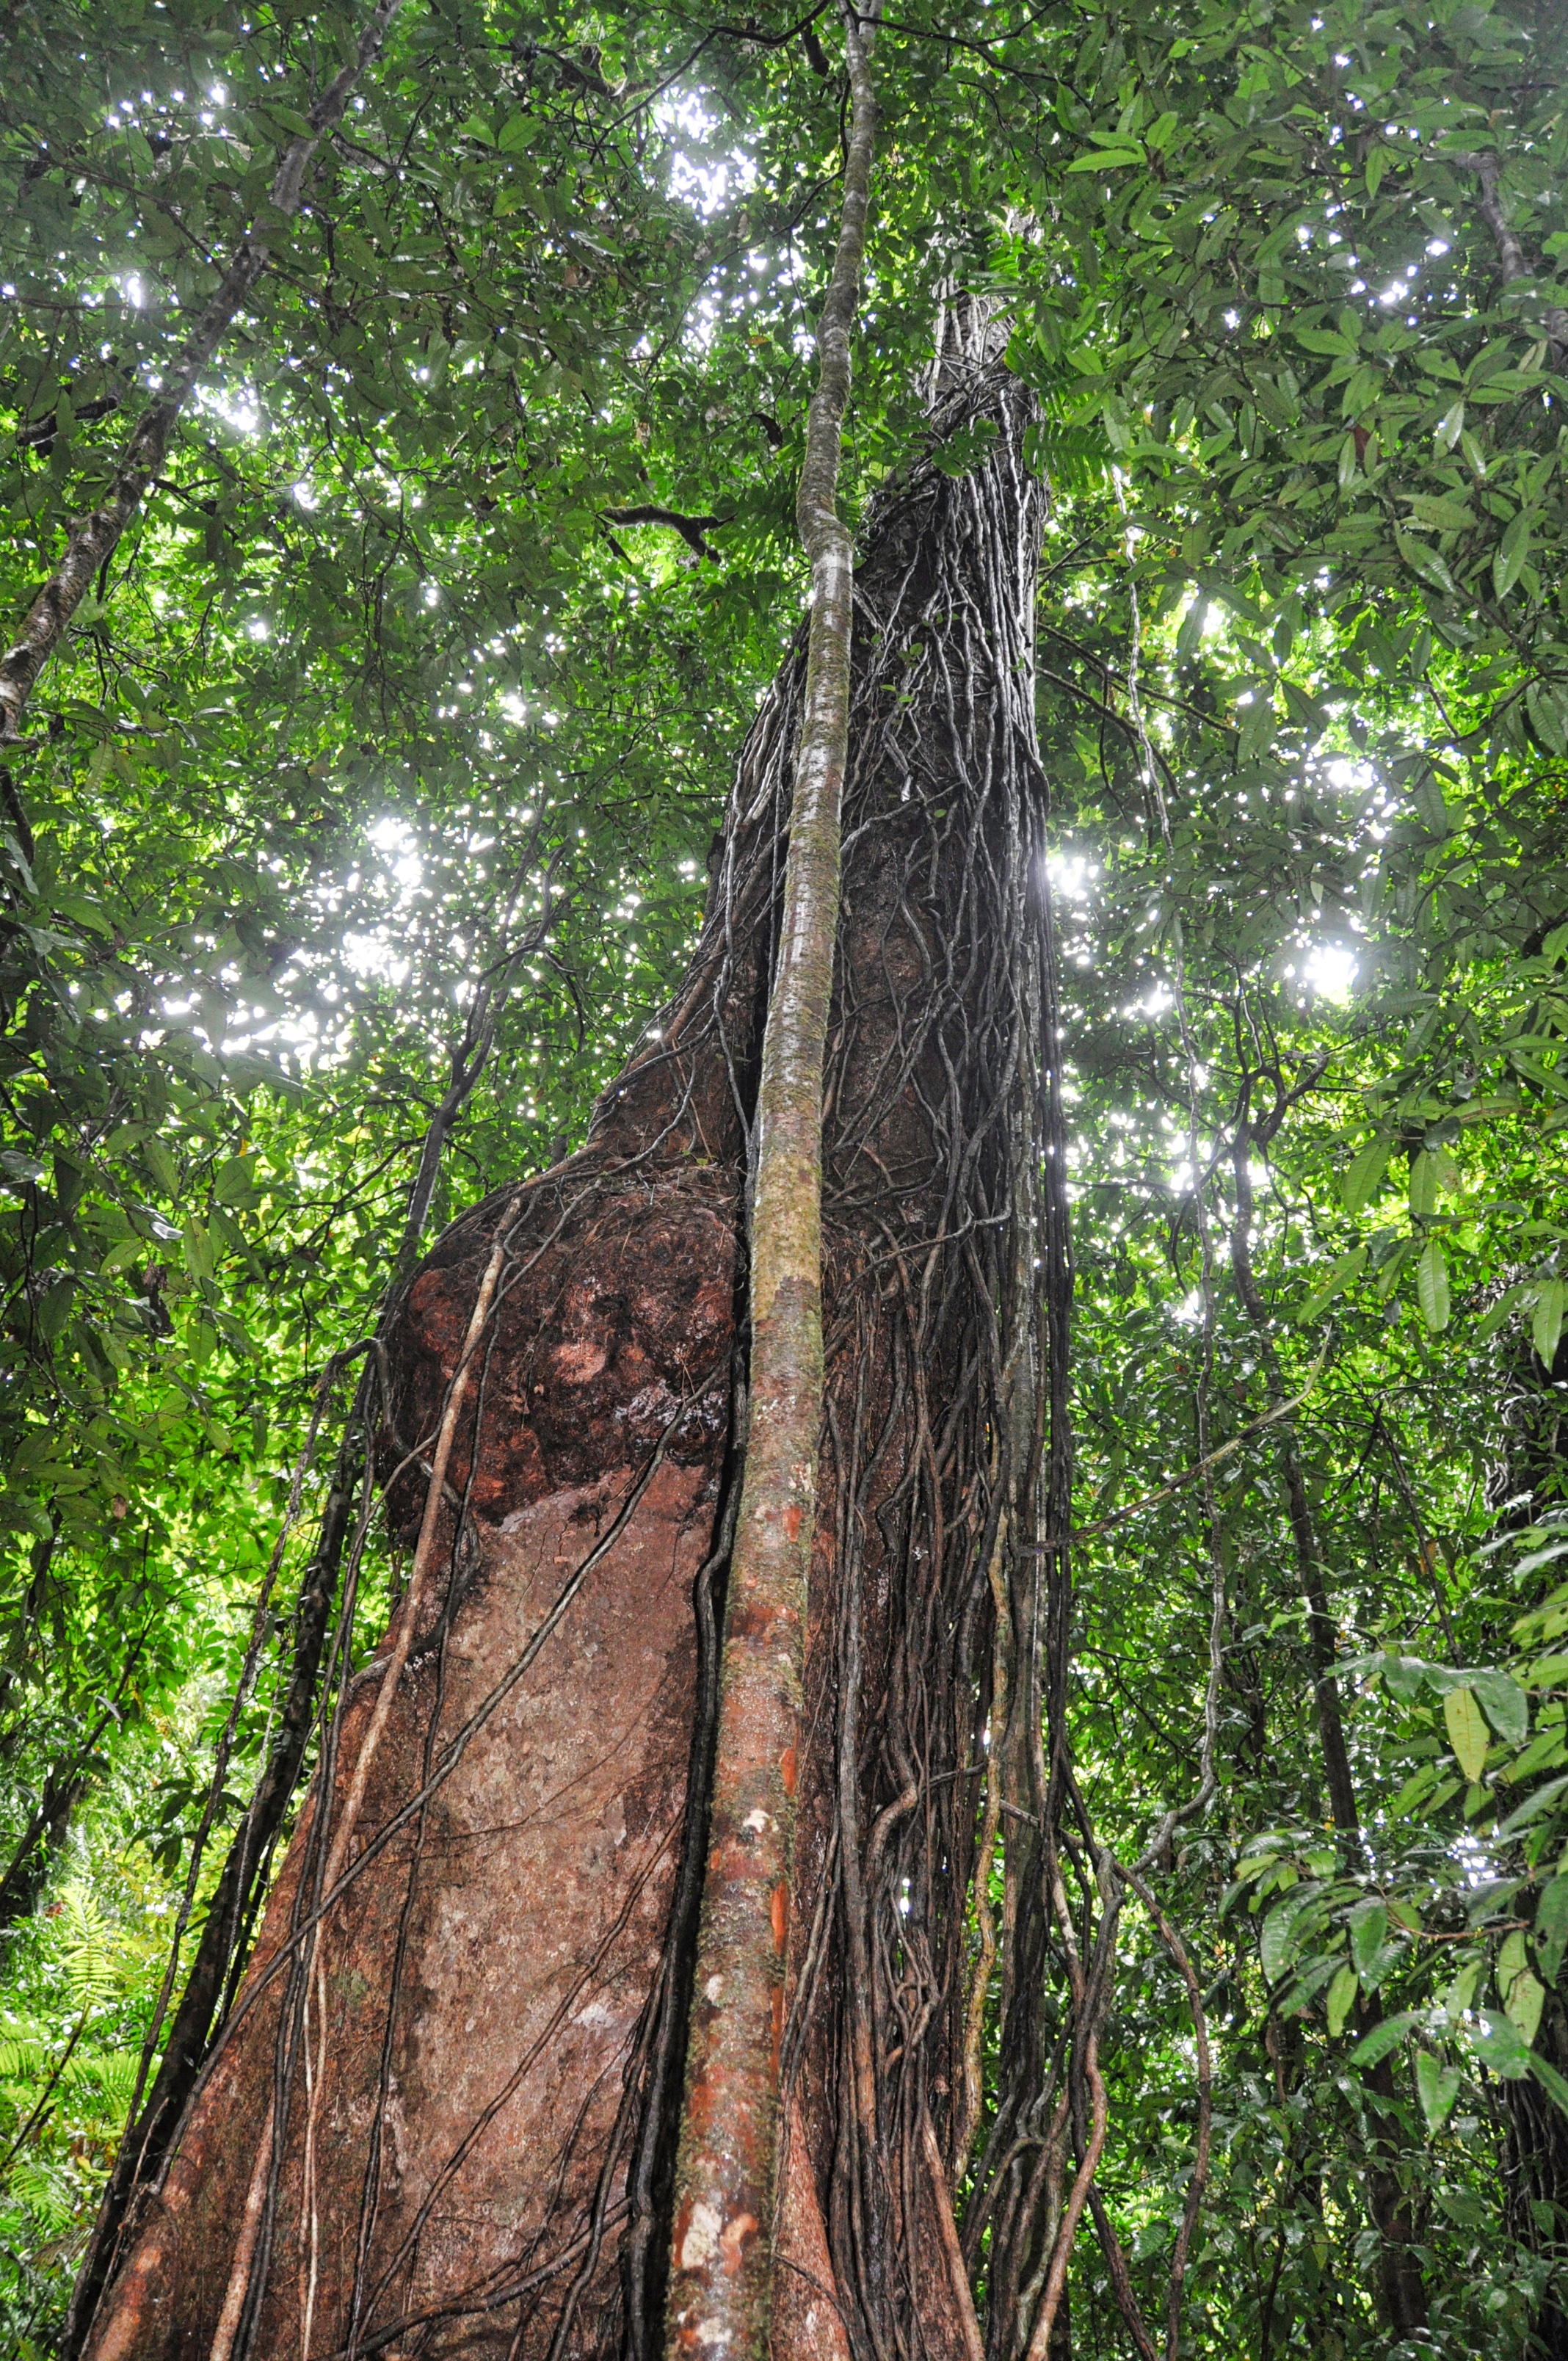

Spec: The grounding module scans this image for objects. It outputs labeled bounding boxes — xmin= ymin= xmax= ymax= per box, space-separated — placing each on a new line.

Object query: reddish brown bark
xmin=77 ymin=357 xmax=1049 ymax=2361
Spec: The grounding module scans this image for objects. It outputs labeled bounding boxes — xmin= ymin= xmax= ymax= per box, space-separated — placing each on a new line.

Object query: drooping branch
xmin=663 ymin=11 xmax=879 ymax=2361
xmin=0 ymin=0 xmax=405 ymax=755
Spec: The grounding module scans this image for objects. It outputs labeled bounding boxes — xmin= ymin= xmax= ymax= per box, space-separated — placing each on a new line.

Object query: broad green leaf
xmin=1528 ymin=682 xmax=1568 ymax=755
xmin=1389 ymin=1765 xmax=1437 ymax=1817
xmin=1350 ymin=1901 xmax=1389 ymax=1979
xmin=1495 ymin=508 xmax=1533 ymax=598
xmin=1395 ymin=530 xmax=1456 ymax=595
xmin=142 ymin=1138 xmax=179 ymax=1196
xmin=181 ymin=1219 xmax=215 ymax=1285
xmin=1067 ymin=149 xmax=1143 ymax=171
xmin=1466 ymin=2011 xmax=1531 ymax=2078
xmin=1298 ymin=1243 xmax=1366 ymax=1320
xmin=1444 ymin=1687 xmax=1490 ymax=1782
xmin=1473 ymin=1671 xmax=1529 ymax=1748
xmin=1342 ymin=1139 xmax=1390 ymax=1214
xmin=1531 ymin=2050 xmax=1568 ymax=2119
xmin=1409 ymin=1150 xmax=1439 ymax=1217
xmin=1533 ymin=1280 xmax=1566 ymax=1369
xmin=1326 ymin=1963 xmax=1359 ymax=2039
xmin=1506 ymin=1970 xmax=1546 ymax=2048
xmin=1536 ymin=1875 xmax=1568 ymax=1985
xmin=1407 ymin=493 xmax=1476 ymax=533
xmin=1415 ymin=2050 xmax=1462 ymax=2132
xmin=1437 ymin=2188 xmax=1489 ymax=2226
xmin=1443 ymin=1960 xmax=1484 ymax=2020
xmin=1496 ymin=1775 xmax=1568 ymax=1841
xmin=1348 ymin=2008 xmax=1423 ymax=2067
xmin=1417 ymin=1237 xmax=1450 ymax=1333
xmin=1412 ymin=771 xmax=1452 ymax=835
xmin=1260 ymin=1891 xmax=1312 ymax=1983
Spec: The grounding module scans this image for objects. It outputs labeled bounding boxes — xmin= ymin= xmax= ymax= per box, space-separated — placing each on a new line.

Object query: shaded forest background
xmin=1 ymin=0 xmax=1568 ymax=2351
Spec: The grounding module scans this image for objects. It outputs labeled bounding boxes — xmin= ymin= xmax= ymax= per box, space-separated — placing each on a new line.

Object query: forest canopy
xmin=1 ymin=0 xmax=1568 ymax=2353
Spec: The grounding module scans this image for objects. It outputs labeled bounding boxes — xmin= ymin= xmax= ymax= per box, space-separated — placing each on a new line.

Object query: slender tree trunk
xmin=666 ymin=13 xmax=877 ymax=2361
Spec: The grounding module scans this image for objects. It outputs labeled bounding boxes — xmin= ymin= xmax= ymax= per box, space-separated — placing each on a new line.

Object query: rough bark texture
xmin=77 ymin=346 xmax=1053 ymax=2361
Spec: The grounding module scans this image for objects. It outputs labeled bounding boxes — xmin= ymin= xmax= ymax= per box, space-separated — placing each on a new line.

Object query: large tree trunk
xmin=77 ymin=348 xmax=1054 ymax=2361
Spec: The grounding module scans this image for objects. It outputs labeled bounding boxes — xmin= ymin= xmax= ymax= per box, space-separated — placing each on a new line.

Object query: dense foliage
xmin=1 ymin=0 xmax=1567 ymax=2350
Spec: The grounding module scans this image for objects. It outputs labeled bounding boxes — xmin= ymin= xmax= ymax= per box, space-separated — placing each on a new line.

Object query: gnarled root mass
xmin=79 ymin=356 xmax=1067 ymax=2361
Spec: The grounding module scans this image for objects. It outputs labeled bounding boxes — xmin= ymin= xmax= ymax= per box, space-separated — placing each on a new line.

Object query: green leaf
xmin=142 ymin=1138 xmax=179 ymax=1196
xmin=1390 ymin=1764 xmax=1437 ymax=1817
xmin=1506 ymin=1969 xmax=1546 ymax=2048
xmin=1444 ymin=1687 xmax=1490 ymax=1782
xmin=1298 ymin=1244 xmax=1366 ymax=1320
xmin=1436 ymin=399 xmax=1464 ymax=451
xmin=1409 ymin=1150 xmax=1439 ymax=1217
xmin=1395 ymin=530 xmax=1456 ymax=595
xmin=1496 ymin=1775 xmax=1568 ymax=1841
xmin=932 ymin=421 xmax=1000 ymax=479
xmin=1326 ymin=1963 xmax=1359 ymax=2039
xmin=1067 ymin=149 xmax=1143 ymax=171
xmin=1533 ymin=1280 xmax=1566 ymax=1369
xmin=1407 ymin=493 xmax=1476 ymax=533
xmin=1176 ymin=597 xmax=1208 ymax=661
xmin=181 ymin=1218 xmax=215 ymax=1285
xmin=1348 ymin=2008 xmax=1423 ymax=2067
xmin=1412 ymin=771 xmax=1453 ymax=835
xmin=1415 ymin=2050 xmax=1462 ymax=2132
xmin=1473 ymin=1671 xmax=1530 ymax=1749
xmin=1528 ymin=682 xmax=1568 ymax=756
xmin=1468 ymin=2010 xmax=1532 ymax=2076
xmin=1417 ymin=1236 xmax=1450 ymax=1333
xmin=1350 ymin=1901 xmax=1389 ymax=1979
xmin=1531 ymin=2049 xmax=1568 ymax=2119
xmin=1343 ymin=1139 xmax=1391 ymax=1214
xmin=1495 ymin=509 xmax=1533 ymax=600
xmin=1443 ymin=1959 xmax=1484 ymax=2020
xmin=1293 ymin=327 xmax=1358 ymax=357
xmin=1260 ymin=1891 xmax=1312 ymax=1983
xmin=1535 ymin=1874 xmax=1568 ymax=1985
